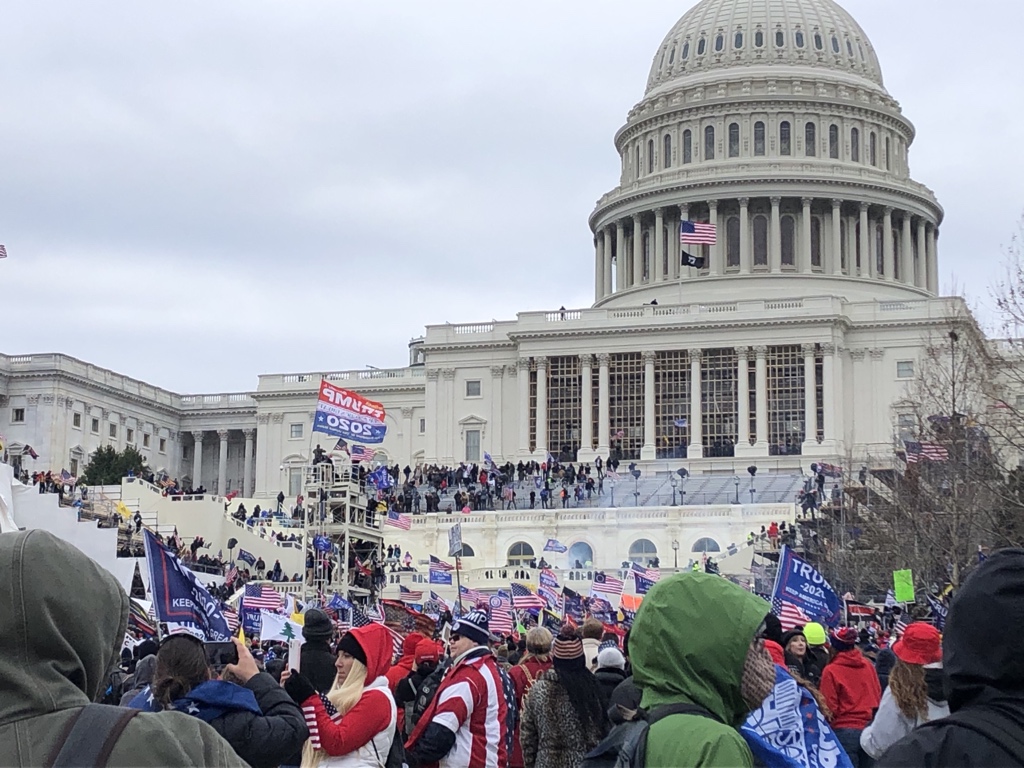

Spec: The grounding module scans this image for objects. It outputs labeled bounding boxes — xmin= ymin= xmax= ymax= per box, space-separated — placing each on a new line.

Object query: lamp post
xmin=672 ymin=539 xmax=679 ymax=569
xmin=631 ymin=468 xmax=642 ymax=507
xmin=677 ymin=467 xmax=688 ymax=506
xmin=747 ymin=464 xmax=757 ymax=504
xmin=670 ymin=475 xmax=679 ymax=506
xmin=733 ymin=475 xmax=740 ymax=504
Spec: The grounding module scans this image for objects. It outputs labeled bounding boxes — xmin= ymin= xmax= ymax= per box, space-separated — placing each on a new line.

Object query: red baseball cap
xmin=892 ymin=623 xmax=942 ymax=665
xmin=415 ymin=642 xmax=441 ymax=665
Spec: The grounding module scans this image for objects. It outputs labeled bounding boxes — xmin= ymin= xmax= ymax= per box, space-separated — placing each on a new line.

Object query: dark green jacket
xmin=630 ymin=572 xmax=770 ymax=768
xmin=0 ymin=529 xmax=246 ymax=767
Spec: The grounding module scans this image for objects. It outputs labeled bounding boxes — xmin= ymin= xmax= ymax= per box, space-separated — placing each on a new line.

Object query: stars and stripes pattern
xmin=509 ymin=583 xmax=547 ymax=610
xmin=303 ymin=692 xmax=341 ymax=750
xmin=430 ymin=555 xmax=454 ymax=572
xmin=630 ymin=562 xmax=661 ymax=583
xmin=903 ymin=440 xmax=949 ymax=463
xmin=399 ymin=585 xmax=424 ymax=602
xmin=680 ymin=220 xmax=717 ymax=245
xmin=430 ymin=591 xmax=450 ymax=611
xmin=224 ymin=566 xmax=238 ymax=586
xmin=488 ymin=593 xmax=514 ymax=634
xmin=386 ymin=510 xmax=411 ymax=530
xmin=222 ymin=605 xmax=239 ymax=633
xmin=350 ymin=445 xmax=372 ymax=462
xmin=243 ymin=583 xmax=283 ymax=611
xmin=460 ymin=585 xmax=484 ymax=607
xmin=0 ymin=245 xmax=6 ymax=259
xmin=591 ymin=572 xmax=624 ymax=597
xmin=772 ymin=596 xmax=812 ymax=631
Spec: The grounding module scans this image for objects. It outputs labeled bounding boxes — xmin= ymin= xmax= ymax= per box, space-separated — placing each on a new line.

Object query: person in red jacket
xmin=507 ymin=627 xmax=554 ymax=768
xmin=385 ymin=632 xmax=425 ymax=693
xmin=820 ymin=626 xmax=882 ymax=768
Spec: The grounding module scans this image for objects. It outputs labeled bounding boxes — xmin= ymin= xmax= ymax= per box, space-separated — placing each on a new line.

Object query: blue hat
xmin=451 ymin=610 xmax=493 ymax=645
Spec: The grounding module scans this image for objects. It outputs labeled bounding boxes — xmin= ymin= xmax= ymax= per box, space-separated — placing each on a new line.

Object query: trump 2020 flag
xmin=143 ymin=529 xmax=231 ymax=641
xmin=770 ymin=546 xmax=842 ymax=628
xmin=544 ymin=538 xmax=568 ymax=553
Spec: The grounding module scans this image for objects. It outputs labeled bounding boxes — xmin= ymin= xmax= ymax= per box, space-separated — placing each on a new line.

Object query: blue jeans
xmin=835 ymin=728 xmax=872 ymax=768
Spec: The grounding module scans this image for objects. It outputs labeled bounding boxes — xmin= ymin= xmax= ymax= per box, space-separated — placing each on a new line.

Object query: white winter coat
xmin=320 ymin=677 xmax=397 ymax=768
xmin=860 ymin=685 xmax=950 ymax=759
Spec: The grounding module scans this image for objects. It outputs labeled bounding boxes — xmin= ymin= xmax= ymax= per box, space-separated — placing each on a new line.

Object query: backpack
xmin=371 ymin=725 xmax=406 ymax=768
xmin=915 ymin=706 xmax=1024 ymax=764
xmin=581 ymin=702 xmax=718 ymax=768
xmin=99 ymin=670 xmax=129 ymax=706
xmin=47 ymin=703 xmax=138 ymax=768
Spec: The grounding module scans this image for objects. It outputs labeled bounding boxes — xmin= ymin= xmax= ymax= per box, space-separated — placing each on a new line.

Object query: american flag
xmin=0 ymin=245 xmax=7 ymax=259
xmin=903 ymin=440 xmax=949 ymax=463
xmin=386 ymin=510 xmax=411 ymax=530
xmin=351 ymin=445 xmax=372 ymax=462
xmin=591 ymin=572 xmax=624 ymax=597
xmin=538 ymin=586 xmax=561 ymax=612
xmin=430 ymin=555 xmax=454 ymax=572
xmin=222 ymin=605 xmax=239 ymax=633
xmin=224 ymin=566 xmax=238 ymax=586
xmin=399 ymin=585 xmax=424 ymax=602
xmin=303 ymin=692 xmax=341 ymax=750
xmin=510 ymin=583 xmax=547 ymax=610
xmin=488 ymin=593 xmax=514 ymax=634
xmin=680 ymin=220 xmax=717 ymax=245
xmin=460 ymin=585 xmax=484 ymax=607
xmin=349 ymin=602 xmax=403 ymax=660
xmin=630 ymin=562 xmax=661 ymax=583
xmin=243 ymin=584 xmax=283 ymax=611
xmin=772 ymin=596 xmax=812 ymax=631
xmin=430 ymin=590 xmax=450 ymax=611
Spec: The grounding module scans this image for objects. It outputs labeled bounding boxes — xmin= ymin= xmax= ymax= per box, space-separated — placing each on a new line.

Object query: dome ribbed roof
xmin=646 ymin=0 xmax=884 ymax=96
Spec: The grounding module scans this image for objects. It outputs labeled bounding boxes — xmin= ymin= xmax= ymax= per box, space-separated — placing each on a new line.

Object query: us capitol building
xmin=0 ymin=0 xmax=985 ymax=523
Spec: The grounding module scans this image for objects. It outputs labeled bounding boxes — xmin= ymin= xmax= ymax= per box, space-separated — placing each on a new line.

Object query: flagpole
xmin=455 ymin=556 xmax=464 ymax=615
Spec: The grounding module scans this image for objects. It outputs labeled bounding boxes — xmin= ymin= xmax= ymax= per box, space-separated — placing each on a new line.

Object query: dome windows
xmin=697 ymin=37 xmax=707 ymax=56
xmin=635 ymin=145 xmax=641 ymax=177
xmin=714 ymin=33 xmax=724 ymax=52
xmin=647 ymin=139 xmax=655 ymax=174
xmin=754 ymin=121 xmax=766 ymax=156
xmin=775 ymin=29 xmax=785 ymax=47
xmin=734 ymin=31 xmax=743 ymax=49
xmin=851 ymin=127 xmax=861 ymax=162
xmin=779 ymin=121 xmax=792 ymax=156
xmin=832 ymin=35 xmax=841 ymax=53
xmin=704 ymin=126 xmax=716 ymax=160
xmin=682 ymin=129 xmax=693 ymax=164
xmin=805 ymin=122 xmax=816 ymax=157
xmin=728 ymin=122 xmax=740 ymax=158
xmin=755 ymin=30 xmax=764 ymax=48
xmin=795 ymin=30 xmax=805 ymax=48
xmin=682 ymin=40 xmax=690 ymax=60
xmin=829 ymin=124 xmax=839 ymax=159
xmin=664 ymin=134 xmax=672 ymax=169
xmin=870 ymin=131 xmax=878 ymax=166
xmin=811 ymin=216 xmax=823 ymax=268
xmin=669 ymin=45 xmax=676 ymax=65
xmin=781 ymin=215 xmax=796 ymax=266
xmin=814 ymin=32 xmax=823 ymax=51
xmin=885 ymin=136 xmax=891 ymax=171
xmin=753 ymin=216 xmax=769 ymax=266
xmin=726 ymin=216 xmax=741 ymax=268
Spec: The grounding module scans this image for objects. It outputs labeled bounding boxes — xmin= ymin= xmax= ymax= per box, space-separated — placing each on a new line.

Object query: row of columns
xmin=593 ymin=198 xmax=940 ymax=300
xmin=190 ymin=428 xmax=255 ymax=496
xmin=520 ymin=345 xmax=840 ymax=459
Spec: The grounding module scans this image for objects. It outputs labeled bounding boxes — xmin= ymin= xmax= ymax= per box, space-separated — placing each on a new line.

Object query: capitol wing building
xmin=0 ymin=0 xmax=1004 ymax=576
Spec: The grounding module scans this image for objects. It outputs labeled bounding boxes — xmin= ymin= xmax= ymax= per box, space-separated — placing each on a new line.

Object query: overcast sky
xmin=2 ymin=0 xmax=1022 ymax=394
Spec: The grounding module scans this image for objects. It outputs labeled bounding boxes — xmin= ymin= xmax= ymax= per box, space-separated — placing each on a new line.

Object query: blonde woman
xmin=283 ymin=623 xmax=397 ymax=768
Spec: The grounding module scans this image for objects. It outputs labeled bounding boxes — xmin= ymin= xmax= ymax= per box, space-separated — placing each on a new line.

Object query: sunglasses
xmin=449 ymin=633 xmax=462 ymax=642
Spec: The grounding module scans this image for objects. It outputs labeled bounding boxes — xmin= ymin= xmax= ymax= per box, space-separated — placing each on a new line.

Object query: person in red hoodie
xmin=507 ymin=627 xmax=554 ymax=768
xmin=820 ymin=626 xmax=882 ymax=768
xmin=385 ymin=632 xmax=425 ymax=693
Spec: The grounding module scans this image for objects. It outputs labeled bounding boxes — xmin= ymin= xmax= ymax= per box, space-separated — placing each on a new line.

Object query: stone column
xmin=615 ymin=223 xmax=626 ymax=291
xmin=916 ymin=218 xmax=928 ymax=289
xmin=707 ymin=201 xmax=720 ymax=276
xmin=425 ymin=369 xmax=440 ymax=463
xmin=242 ymin=428 xmax=255 ymax=497
xmin=401 ymin=406 xmax=414 ymax=467
xmin=882 ymin=207 xmax=894 ymax=280
xmin=442 ymin=368 xmax=456 ymax=463
xmin=535 ymin=357 xmax=548 ymax=457
xmin=802 ymin=344 xmax=818 ymax=449
xmin=597 ymin=354 xmax=610 ymax=457
xmin=831 ymin=199 xmax=844 ymax=275
xmin=654 ymin=208 xmax=665 ymax=283
xmin=859 ymin=203 xmax=871 ymax=277
xmin=217 ymin=430 xmax=229 ymax=494
xmin=594 ymin=233 xmax=604 ymax=300
xmin=642 ymin=351 xmax=656 ymax=460
xmin=191 ymin=430 xmax=204 ymax=488
xmin=602 ymin=228 xmax=613 ymax=297
xmin=735 ymin=347 xmax=751 ymax=452
xmin=517 ymin=359 xmax=530 ymax=455
xmin=927 ymin=225 xmax=939 ymax=294
xmin=770 ymin=197 xmax=782 ymax=273
xmin=738 ymin=198 xmax=751 ymax=275
xmin=831 ymin=345 xmax=845 ymax=449
xmin=490 ymin=366 xmax=504 ymax=457
xmin=632 ymin=214 xmax=644 ymax=286
xmin=821 ymin=344 xmax=837 ymax=447
xmin=676 ymin=203 xmax=689 ymax=278
xmin=754 ymin=346 xmax=769 ymax=452
xmin=580 ymin=354 xmax=594 ymax=454
xmin=688 ymin=350 xmax=704 ymax=458
xmin=801 ymin=198 xmax=814 ymax=273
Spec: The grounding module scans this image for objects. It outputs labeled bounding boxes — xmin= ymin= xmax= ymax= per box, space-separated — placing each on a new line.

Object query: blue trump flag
xmin=367 ymin=466 xmax=394 ymax=490
xmin=429 ymin=569 xmax=453 ymax=586
xmin=143 ymin=529 xmax=231 ymax=641
xmin=237 ymin=549 xmax=256 ymax=566
xmin=241 ymin=607 xmax=262 ymax=636
xmin=770 ymin=545 xmax=842 ymax=628
xmin=925 ymin=593 xmax=948 ymax=631
xmin=544 ymin=538 xmax=568 ymax=553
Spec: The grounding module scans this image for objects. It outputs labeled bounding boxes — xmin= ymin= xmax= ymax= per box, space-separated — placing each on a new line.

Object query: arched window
xmin=755 ymin=30 xmax=764 ymax=48
xmin=795 ymin=30 xmax=805 ymax=48
xmin=682 ymin=41 xmax=690 ymax=60
xmin=832 ymin=35 xmax=840 ymax=53
xmin=875 ymin=224 xmax=884 ymax=276
xmin=454 ymin=544 xmax=475 ymax=557
xmin=683 ymin=129 xmax=693 ymax=164
xmin=885 ymin=136 xmax=891 ymax=171
xmin=805 ymin=122 xmax=816 ymax=157
xmin=753 ymin=215 xmax=769 ymax=266
xmin=811 ymin=216 xmax=822 ymax=268
xmin=629 ymin=538 xmax=659 ymax=564
xmin=642 ymin=231 xmax=651 ymax=280
xmin=779 ymin=121 xmax=791 ymax=155
xmin=662 ymin=225 xmax=670 ymax=277
xmin=715 ymin=34 xmax=724 ymax=52
xmin=846 ymin=38 xmax=854 ymax=56
xmin=829 ymin=124 xmax=839 ymax=159
xmin=568 ymin=541 xmax=593 ymax=568
xmin=726 ymin=216 xmax=741 ymax=267
xmin=647 ymin=139 xmax=655 ymax=174
xmin=635 ymin=145 xmax=641 ymax=177
xmin=507 ymin=541 xmax=535 ymax=566
xmin=855 ymin=220 xmax=862 ymax=272
xmin=870 ymin=132 xmax=877 ymax=166
xmin=692 ymin=537 xmax=721 ymax=553
xmin=734 ymin=31 xmax=743 ymax=49
xmin=775 ymin=29 xmax=785 ymax=47
xmin=728 ymin=122 xmax=740 ymax=157
xmin=668 ymin=45 xmax=676 ymax=65
xmin=851 ymin=127 xmax=860 ymax=162
xmin=704 ymin=126 xmax=715 ymax=160
xmin=840 ymin=219 xmax=848 ymax=271
xmin=664 ymin=134 xmax=672 ymax=169
xmin=858 ymin=42 xmax=865 ymax=61
xmin=781 ymin=214 xmax=796 ymax=266
xmin=754 ymin=121 xmax=766 ymax=156
xmin=814 ymin=32 xmax=823 ymax=50
xmin=697 ymin=37 xmax=707 ymax=56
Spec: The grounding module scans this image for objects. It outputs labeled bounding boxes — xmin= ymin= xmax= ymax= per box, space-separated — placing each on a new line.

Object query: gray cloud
xmin=1 ymin=0 xmax=1021 ymax=392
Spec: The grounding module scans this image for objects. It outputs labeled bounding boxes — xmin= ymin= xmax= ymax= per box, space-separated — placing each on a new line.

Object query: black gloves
xmin=283 ymin=670 xmax=317 ymax=704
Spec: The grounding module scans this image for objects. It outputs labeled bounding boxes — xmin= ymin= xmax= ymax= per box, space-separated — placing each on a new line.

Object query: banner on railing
xmin=312 ymin=380 xmax=388 ymax=444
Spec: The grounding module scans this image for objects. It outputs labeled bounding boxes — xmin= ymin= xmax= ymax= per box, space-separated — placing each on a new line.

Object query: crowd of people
xmin=3 ymin=527 xmax=1023 ymax=767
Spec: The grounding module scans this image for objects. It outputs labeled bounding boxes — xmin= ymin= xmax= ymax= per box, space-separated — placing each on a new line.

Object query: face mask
xmin=740 ymin=640 xmax=776 ymax=710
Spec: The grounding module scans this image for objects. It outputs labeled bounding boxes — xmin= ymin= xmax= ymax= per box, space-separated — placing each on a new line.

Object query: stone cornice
xmin=251 ymin=385 xmax=425 ymax=401
xmin=9 ymin=370 xmax=182 ymax=418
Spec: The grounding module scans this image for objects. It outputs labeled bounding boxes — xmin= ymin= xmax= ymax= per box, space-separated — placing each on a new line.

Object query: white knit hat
xmin=597 ymin=646 xmax=626 ymax=670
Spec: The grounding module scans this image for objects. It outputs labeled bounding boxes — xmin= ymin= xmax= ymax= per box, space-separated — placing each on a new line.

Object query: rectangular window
xmin=419 ymin=418 xmax=426 ymax=434
xmin=11 ymin=408 xmax=25 ymax=423
xmin=465 ymin=429 xmax=481 ymax=462
xmin=109 ymin=424 xmax=117 ymax=438
xmin=91 ymin=418 xmax=100 ymax=434
xmin=465 ymin=380 xmax=482 ymax=397
xmin=609 ymin=352 xmax=644 ymax=461
xmin=896 ymin=360 xmax=915 ymax=379
xmin=72 ymin=412 xmax=82 ymax=429
xmin=767 ymin=345 xmax=805 ymax=455
xmin=143 ymin=433 xmax=151 ymax=448
xmin=183 ymin=445 xmax=191 ymax=460
xmin=290 ymin=423 xmax=303 ymax=439
xmin=159 ymin=437 xmax=167 ymax=453
xmin=654 ymin=351 xmax=690 ymax=459
xmin=702 ymin=349 xmax=739 ymax=457
xmin=70 ymin=458 xmax=79 ymax=477
xmin=897 ymin=413 xmax=915 ymax=442
xmin=126 ymin=428 xmax=134 ymax=444
xmin=547 ymin=356 xmax=582 ymax=461
xmin=288 ymin=468 xmax=303 ymax=496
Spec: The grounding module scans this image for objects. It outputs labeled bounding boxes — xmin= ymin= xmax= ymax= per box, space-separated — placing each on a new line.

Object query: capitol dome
xmin=589 ymin=0 xmax=943 ymax=308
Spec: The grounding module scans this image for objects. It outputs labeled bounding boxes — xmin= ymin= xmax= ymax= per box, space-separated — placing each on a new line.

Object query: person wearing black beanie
xmin=300 ymin=608 xmax=337 ymax=694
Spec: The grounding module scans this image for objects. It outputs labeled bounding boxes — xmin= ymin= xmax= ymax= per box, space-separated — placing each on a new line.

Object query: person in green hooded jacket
xmin=630 ymin=572 xmax=777 ymax=768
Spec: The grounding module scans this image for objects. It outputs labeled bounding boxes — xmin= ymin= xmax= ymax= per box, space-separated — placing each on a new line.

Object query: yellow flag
xmin=291 ymin=612 xmax=305 ymax=626
xmin=116 ymin=501 xmax=132 ymax=520
xmin=237 ymin=625 xmax=245 ymax=644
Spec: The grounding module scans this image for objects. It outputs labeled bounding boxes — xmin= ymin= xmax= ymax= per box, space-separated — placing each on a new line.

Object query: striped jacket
xmin=406 ymin=647 xmax=511 ymax=768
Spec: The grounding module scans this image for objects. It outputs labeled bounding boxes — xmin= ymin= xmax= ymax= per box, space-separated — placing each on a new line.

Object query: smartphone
xmin=204 ymin=641 xmax=239 ymax=669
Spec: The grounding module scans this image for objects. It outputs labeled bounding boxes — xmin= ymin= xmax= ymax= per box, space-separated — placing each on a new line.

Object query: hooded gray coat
xmin=0 ymin=529 xmax=246 ymax=767
xmin=119 ymin=655 xmax=157 ymax=707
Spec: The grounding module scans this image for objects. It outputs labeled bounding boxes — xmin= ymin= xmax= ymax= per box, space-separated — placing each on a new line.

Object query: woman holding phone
xmin=282 ymin=622 xmax=398 ymax=768
xmin=128 ymin=635 xmax=308 ymax=768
